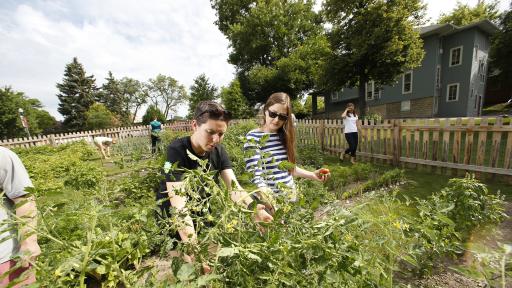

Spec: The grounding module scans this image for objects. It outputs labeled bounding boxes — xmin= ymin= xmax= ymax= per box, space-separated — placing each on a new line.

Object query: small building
xmin=313 ymin=20 xmax=499 ymax=119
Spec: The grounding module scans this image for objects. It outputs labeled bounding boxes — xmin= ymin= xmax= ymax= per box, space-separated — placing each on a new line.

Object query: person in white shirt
xmin=93 ymin=136 xmax=117 ymax=159
xmin=341 ymin=103 xmax=359 ymax=164
xmin=0 ymin=147 xmax=40 ymax=286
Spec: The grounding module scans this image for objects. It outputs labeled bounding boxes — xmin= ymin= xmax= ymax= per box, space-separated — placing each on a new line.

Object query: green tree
xmin=187 ymin=74 xmax=218 ymax=119
xmin=0 ymin=87 xmax=56 ymax=138
xmin=56 ymin=57 xmax=97 ymax=130
xmin=118 ymin=77 xmax=148 ymax=124
xmin=438 ymin=0 xmax=501 ymax=26
xmin=85 ymin=103 xmax=116 ymax=130
xmin=303 ymin=94 xmax=323 ymax=116
xmin=142 ymin=104 xmax=166 ymax=125
xmin=321 ymin=0 xmax=426 ymax=116
xmin=97 ymin=71 xmax=127 ymax=122
xmin=220 ymin=79 xmax=253 ymax=119
xmin=33 ymin=109 xmax=57 ymax=134
xmin=211 ymin=0 xmax=327 ymax=104
xmin=147 ymin=74 xmax=187 ymax=120
xmin=489 ymin=3 xmax=512 ymax=98
xmin=292 ymin=98 xmax=309 ymax=119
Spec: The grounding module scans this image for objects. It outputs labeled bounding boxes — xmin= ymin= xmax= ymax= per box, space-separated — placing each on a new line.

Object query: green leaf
xmin=217 ymin=247 xmax=240 ymax=257
xmin=177 ymin=263 xmax=196 ymax=282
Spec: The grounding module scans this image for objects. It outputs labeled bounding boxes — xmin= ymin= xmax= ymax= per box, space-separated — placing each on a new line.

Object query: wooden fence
xmin=0 ymin=121 xmax=193 ymax=149
xmin=2 ymin=117 xmax=511 ymax=176
xmin=296 ymin=117 xmax=512 ymax=176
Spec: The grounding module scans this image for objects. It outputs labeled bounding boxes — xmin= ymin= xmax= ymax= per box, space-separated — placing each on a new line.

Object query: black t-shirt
xmin=164 ymin=136 xmax=232 ymax=182
xmin=156 ymin=136 xmax=232 ymax=221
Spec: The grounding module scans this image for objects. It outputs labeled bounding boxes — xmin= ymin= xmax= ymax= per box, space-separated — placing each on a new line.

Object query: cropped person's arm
xmin=220 ymin=169 xmax=273 ymax=222
xmin=12 ymin=195 xmax=40 ymax=267
xmin=166 ymin=181 xmax=196 ymax=242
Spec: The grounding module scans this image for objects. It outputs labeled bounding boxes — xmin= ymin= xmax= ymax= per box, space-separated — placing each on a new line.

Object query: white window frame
xmin=401 ymin=100 xmax=411 ymax=111
xmin=449 ymin=46 xmax=463 ymax=67
xmin=473 ymin=89 xmax=478 ymax=109
xmin=366 ymin=81 xmax=374 ymax=100
xmin=446 ymin=83 xmax=460 ymax=102
xmin=402 ymin=71 xmax=413 ymax=94
xmin=479 ymin=60 xmax=486 ymax=83
xmin=331 ymin=89 xmax=342 ymax=102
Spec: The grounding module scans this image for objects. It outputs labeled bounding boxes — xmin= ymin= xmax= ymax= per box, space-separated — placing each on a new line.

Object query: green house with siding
xmin=314 ymin=20 xmax=499 ymax=119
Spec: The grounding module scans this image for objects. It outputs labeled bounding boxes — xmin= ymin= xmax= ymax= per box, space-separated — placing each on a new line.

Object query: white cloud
xmin=1 ymin=0 xmax=509 ymax=121
xmin=424 ymin=0 xmax=510 ymax=23
xmin=0 ymin=0 xmax=235 ymax=120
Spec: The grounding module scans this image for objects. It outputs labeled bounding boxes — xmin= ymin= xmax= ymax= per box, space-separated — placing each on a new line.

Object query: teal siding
xmin=322 ymin=25 xmax=494 ymax=118
xmin=438 ymin=29 xmax=476 ymax=117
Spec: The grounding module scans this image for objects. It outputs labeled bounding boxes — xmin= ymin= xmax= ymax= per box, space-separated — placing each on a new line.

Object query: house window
xmin=401 ymin=100 xmax=411 ymax=111
xmin=449 ymin=46 xmax=463 ymax=67
xmin=478 ymin=60 xmax=486 ymax=83
xmin=435 ymin=66 xmax=441 ymax=88
xmin=331 ymin=89 xmax=342 ymax=102
xmin=474 ymin=44 xmax=479 ymax=61
xmin=402 ymin=71 xmax=413 ymax=94
xmin=473 ymin=90 xmax=478 ymax=109
xmin=365 ymin=81 xmax=381 ymax=100
xmin=447 ymin=83 xmax=459 ymax=102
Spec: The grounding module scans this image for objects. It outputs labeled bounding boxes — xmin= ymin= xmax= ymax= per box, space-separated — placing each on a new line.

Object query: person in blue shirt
xmin=150 ymin=117 xmax=163 ymax=154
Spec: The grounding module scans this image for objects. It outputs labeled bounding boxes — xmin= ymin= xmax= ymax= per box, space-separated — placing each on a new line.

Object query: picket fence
xmin=296 ymin=117 xmax=512 ymax=176
xmin=2 ymin=117 xmax=511 ymax=176
xmin=0 ymin=121 xmax=193 ymax=149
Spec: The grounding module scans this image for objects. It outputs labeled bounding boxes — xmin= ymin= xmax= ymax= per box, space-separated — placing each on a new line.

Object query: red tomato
xmin=319 ymin=168 xmax=330 ymax=175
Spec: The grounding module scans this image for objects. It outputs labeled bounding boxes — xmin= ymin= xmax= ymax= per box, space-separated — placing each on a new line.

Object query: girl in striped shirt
xmin=244 ymin=92 xmax=330 ymax=202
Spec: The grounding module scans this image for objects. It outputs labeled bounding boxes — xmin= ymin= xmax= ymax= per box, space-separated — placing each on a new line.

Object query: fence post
xmin=320 ymin=120 xmax=325 ymax=151
xmin=392 ymin=119 xmax=401 ymax=166
xmin=49 ymin=134 xmax=56 ymax=147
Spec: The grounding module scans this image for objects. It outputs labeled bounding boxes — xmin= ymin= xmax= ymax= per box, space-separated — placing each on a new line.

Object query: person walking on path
xmin=150 ymin=117 xmax=163 ymax=154
xmin=341 ymin=102 xmax=359 ymax=164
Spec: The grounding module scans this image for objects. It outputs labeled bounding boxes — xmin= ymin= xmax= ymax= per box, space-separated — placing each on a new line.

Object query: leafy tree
xmin=303 ymin=94 xmax=323 ymax=116
xmin=142 ymin=104 xmax=166 ymax=125
xmin=292 ymin=98 xmax=309 ymax=119
xmin=118 ymin=77 xmax=148 ymax=124
xmin=85 ymin=103 xmax=116 ymax=130
xmin=489 ymin=3 xmax=512 ymax=98
xmin=97 ymin=71 xmax=127 ymax=122
xmin=438 ymin=0 xmax=501 ymax=26
xmin=220 ymin=79 xmax=253 ymax=119
xmin=33 ymin=109 xmax=57 ymax=134
xmin=0 ymin=87 xmax=58 ymax=138
xmin=147 ymin=74 xmax=187 ymax=120
xmin=187 ymin=74 xmax=218 ymax=119
xmin=211 ymin=0 xmax=327 ymax=104
xmin=56 ymin=57 xmax=97 ymax=130
xmin=321 ymin=0 xmax=425 ymax=116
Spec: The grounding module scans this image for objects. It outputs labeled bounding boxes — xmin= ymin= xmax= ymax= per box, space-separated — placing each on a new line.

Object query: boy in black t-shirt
xmin=157 ymin=101 xmax=273 ymax=272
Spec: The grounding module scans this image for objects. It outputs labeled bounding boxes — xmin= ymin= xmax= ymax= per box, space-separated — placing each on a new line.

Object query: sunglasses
xmin=267 ymin=110 xmax=288 ymax=121
xmin=196 ymin=108 xmax=232 ymax=121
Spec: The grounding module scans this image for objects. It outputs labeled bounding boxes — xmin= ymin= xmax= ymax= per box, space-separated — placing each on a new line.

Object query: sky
xmin=1 ymin=0 xmax=510 ymax=120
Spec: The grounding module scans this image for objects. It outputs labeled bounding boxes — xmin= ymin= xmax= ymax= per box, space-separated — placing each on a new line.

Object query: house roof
xmin=419 ymin=20 xmax=499 ymax=38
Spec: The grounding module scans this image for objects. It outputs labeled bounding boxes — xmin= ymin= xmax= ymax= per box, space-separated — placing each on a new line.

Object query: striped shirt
xmin=244 ymin=130 xmax=295 ymax=194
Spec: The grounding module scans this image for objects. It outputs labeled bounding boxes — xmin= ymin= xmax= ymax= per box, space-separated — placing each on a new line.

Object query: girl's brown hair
xmin=262 ymin=92 xmax=296 ymax=164
xmin=346 ymin=102 xmax=358 ymax=117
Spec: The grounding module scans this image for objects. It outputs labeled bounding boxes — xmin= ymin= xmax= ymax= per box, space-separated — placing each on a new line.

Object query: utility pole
xmin=18 ymin=108 xmax=31 ymax=138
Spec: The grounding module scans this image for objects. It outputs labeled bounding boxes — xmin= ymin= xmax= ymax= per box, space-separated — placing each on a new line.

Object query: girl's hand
xmin=313 ymin=168 xmax=330 ymax=182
